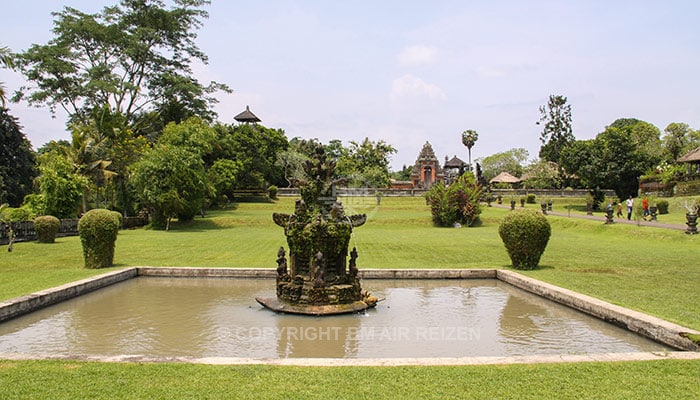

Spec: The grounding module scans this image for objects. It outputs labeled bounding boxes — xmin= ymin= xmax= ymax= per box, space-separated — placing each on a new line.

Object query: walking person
xmin=642 ymin=197 xmax=649 ymax=221
xmin=626 ymin=195 xmax=634 ymax=220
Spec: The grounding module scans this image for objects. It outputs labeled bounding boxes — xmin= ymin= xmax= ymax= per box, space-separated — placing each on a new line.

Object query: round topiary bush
xmin=34 ymin=215 xmax=60 ymax=243
xmin=268 ymin=185 xmax=279 ymax=200
xmin=78 ymin=209 xmax=121 ymax=269
xmin=656 ymin=199 xmax=669 ymax=214
xmin=498 ymin=209 xmax=551 ymax=270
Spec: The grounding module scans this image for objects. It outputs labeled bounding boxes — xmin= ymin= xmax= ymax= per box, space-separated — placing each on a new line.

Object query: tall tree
xmin=596 ymin=126 xmax=650 ymax=199
xmin=538 ymin=95 xmax=574 ymax=163
xmin=662 ymin=122 xmax=700 ymax=162
xmin=13 ymin=0 xmax=230 ymax=135
xmin=276 ymin=148 xmax=309 ymax=188
xmin=130 ymin=144 xmax=209 ymax=230
xmin=34 ymin=150 xmax=88 ymax=218
xmin=476 ymin=148 xmax=528 ymax=182
xmin=523 ymin=160 xmax=563 ymax=189
xmin=461 ymin=129 xmax=479 ymax=171
xmin=211 ymin=123 xmax=289 ymax=188
xmin=334 ymin=138 xmax=397 ymax=187
xmin=0 ymin=108 xmax=37 ymax=207
xmin=610 ymin=118 xmax=662 ymax=165
xmin=0 ymin=45 xmax=14 ymax=106
xmin=561 ymin=123 xmax=655 ymax=200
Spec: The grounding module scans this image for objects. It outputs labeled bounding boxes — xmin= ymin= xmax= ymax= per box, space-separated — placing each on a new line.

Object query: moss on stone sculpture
xmin=257 ymin=144 xmax=376 ymax=315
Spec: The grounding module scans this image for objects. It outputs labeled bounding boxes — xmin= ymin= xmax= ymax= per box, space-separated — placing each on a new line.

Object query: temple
xmin=410 ymin=141 xmax=444 ymax=188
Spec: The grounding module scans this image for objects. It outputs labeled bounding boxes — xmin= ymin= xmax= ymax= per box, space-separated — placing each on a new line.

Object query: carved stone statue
xmin=276 ymin=247 xmax=288 ymax=277
xmin=257 ymin=144 xmax=377 ymax=315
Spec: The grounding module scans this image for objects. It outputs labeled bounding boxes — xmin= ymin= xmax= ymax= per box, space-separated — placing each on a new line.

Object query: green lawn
xmin=1 ymin=359 xmax=698 ymax=400
xmin=1 ymin=196 xmax=699 ymax=399
xmin=503 ymin=194 xmax=698 ymax=225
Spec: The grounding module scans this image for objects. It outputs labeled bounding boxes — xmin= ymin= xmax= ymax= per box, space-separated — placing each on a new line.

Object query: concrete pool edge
xmin=496 ymin=270 xmax=700 ymax=352
xmin=1 ymin=267 xmax=698 ymax=360
xmin=0 ymin=268 xmax=138 ymax=323
xmin=2 ymin=350 xmax=700 ymax=367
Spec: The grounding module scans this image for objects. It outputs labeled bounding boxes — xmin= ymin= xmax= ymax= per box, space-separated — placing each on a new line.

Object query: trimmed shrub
xmin=2 ymin=206 xmax=33 ymax=222
xmin=498 ymin=210 xmax=551 ymax=270
xmin=526 ymin=194 xmax=536 ymax=204
xmin=111 ymin=210 xmax=124 ymax=227
xmin=655 ymin=199 xmax=669 ymax=214
xmin=34 ymin=215 xmax=60 ymax=243
xmin=78 ymin=209 xmax=121 ymax=269
xmin=268 ymin=185 xmax=279 ymax=200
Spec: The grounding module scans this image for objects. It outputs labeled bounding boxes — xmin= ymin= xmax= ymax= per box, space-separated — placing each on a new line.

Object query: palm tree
xmin=0 ymin=45 xmax=14 ymax=107
xmin=69 ymin=124 xmax=118 ymax=212
xmin=461 ymin=129 xmax=479 ymax=171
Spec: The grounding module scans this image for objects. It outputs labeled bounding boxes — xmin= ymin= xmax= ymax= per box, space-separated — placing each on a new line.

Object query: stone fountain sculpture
xmin=256 ymin=145 xmax=378 ymax=315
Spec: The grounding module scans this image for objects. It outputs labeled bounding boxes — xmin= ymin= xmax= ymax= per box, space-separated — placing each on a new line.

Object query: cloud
xmin=391 ymin=74 xmax=446 ymax=101
xmin=397 ymin=45 xmax=438 ymax=66
xmin=475 ymin=65 xmax=507 ymax=78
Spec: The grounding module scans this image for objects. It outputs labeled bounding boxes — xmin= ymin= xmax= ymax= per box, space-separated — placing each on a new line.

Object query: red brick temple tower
xmin=410 ymin=141 xmax=444 ymax=188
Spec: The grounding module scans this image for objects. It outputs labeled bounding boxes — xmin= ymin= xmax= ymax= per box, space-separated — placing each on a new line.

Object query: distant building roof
xmin=489 ymin=171 xmax=520 ymax=184
xmin=234 ymin=105 xmax=261 ymax=123
xmin=678 ymin=146 xmax=700 ymax=163
xmin=444 ymin=155 xmax=467 ymax=168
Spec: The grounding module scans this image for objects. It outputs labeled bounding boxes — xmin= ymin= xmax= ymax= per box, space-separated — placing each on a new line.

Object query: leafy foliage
xmin=0 ymin=45 xmax=14 ymax=106
xmin=522 ymin=160 xmax=562 ymax=189
xmin=207 ymin=159 xmax=242 ymax=202
xmin=461 ymin=129 xmax=478 ymax=167
xmin=267 ymin=185 xmax=278 ymax=200
xmin=655 ymin=199 xmax=669 ymax=214
xmin=662 ymin=122 xmax=700 ymax=162
xmin=0 ymin=108 xmax=37 ymax=207
xmin=13 ymin=0 xmax=230 ymax=133
xmin=333 ymin=138 xmax=397 ymax=187
xmin=611 ymin=118 xmax=662 ymax=164
xmin=35 ymin=151 xmax=88 ymax=218
xmin=34 ymin=215 xmax=60 ymax=243
xmin=129 ymin=144 xmax=209 ymax=230
xmin=78 ymin=208 xmax=120 ymax=268
xmin=211 ymin=123 xmax=288 ymax=188
xmin=276 ymin=147 xmax=309 ymax=188
xmin=425 ymin=173 xmax=482 ymax=227
xmin=476 ymin=148 xmax=528 ymax=182
xmin=498 ymin=210 xmax=551 ymax=270
xmin=675 ymin=180 xmax=700 ymax=196
xmin=560 ymin=120 xmax=658 ymax=200
xmin=159 ymin=117 xmax=218 ymax=157
xmin=538 ymin=95 xmax=574 ymax=163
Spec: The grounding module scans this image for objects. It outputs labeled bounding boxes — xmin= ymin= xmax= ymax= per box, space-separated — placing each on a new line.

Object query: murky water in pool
xmin=0 ymin=278 xmax=672 ymax=358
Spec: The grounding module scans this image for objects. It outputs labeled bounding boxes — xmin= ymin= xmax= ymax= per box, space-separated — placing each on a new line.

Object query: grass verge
xmin=0 ymin=359 xmax=698 ymax=399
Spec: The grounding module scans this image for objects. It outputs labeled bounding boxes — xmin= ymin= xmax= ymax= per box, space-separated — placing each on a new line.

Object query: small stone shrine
xmin=256 ymin=145 xmax=378 ymax=315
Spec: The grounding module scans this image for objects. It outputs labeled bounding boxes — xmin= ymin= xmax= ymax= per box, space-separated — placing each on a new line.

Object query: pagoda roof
xmin=444 ymin=155 xmax=467 ymax=168
xmin=234 ymin=105 xmax=261 ymax=123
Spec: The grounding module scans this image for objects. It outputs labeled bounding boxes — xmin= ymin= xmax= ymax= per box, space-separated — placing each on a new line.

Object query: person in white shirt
xmin=626 ymin=196 xmax=634 ymax=220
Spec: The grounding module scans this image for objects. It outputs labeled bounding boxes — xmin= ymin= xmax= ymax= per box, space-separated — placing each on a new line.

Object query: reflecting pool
xmin=0 ymin=278 xmax=672 ymax=358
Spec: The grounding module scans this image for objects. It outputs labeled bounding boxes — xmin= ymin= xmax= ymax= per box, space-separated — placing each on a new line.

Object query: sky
xmin=2 ymin=0 xmax=699 ymax=171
